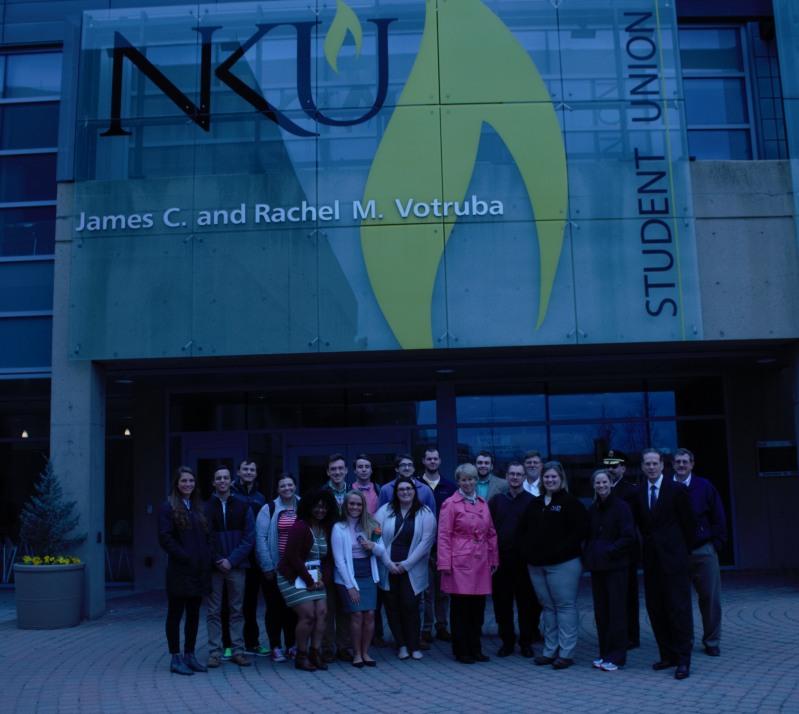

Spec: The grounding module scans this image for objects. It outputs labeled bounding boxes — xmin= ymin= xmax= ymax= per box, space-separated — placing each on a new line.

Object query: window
xmin=680 ymin=27 xmax=754 ymax=159
xmin=0 ymin=50 xmax=61 ymax=374
xmin=679 ymin=22 xmax=788 ymax=160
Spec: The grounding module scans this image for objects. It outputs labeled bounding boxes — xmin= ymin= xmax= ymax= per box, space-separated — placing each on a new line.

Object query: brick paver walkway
xmin=1 ymin=572 xmax=798 ymax=713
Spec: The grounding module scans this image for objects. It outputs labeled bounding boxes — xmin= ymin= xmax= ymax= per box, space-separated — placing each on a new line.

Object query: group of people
xmin=157 ymin=445 xmax=727 ymax=680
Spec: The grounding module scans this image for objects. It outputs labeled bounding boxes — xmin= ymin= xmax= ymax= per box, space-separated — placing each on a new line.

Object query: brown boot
xmin=294 ymin=651 xmax=317 ymax=672
xmin=309 ymin=647 xmax=328 ymax=671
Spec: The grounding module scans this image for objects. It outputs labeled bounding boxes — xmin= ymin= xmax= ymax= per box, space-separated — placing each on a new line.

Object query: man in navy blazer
xmin=672 ymin=448 xmax=727 ymax=657
xmin=635 ymin=448 xmax=696 ymax=680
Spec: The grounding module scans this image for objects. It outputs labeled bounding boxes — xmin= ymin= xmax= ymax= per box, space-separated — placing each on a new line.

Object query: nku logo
xmin=101 ymin=3 xmax=393 ymax=138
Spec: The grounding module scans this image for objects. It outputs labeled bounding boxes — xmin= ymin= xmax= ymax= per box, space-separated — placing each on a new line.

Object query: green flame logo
xmin=324 ymin=0 xmax=363 ymax=72
xmin=352 ymin=0 xmax=568 ymax=349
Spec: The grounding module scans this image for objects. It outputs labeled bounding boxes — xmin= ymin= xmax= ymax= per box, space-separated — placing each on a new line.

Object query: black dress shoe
xmin=520 ymin=645 xmax=534 ymax=658
xmin=456 ymin=655 xmax=475 ymax=664
xmin=183 ymin=653 xmax=207 ymax=673
xmin=552 ymin=657 xmax=574 ymax=670
xmin=675 ymin=664 xmax=690 ymax=680
xmin=704 ymin=646 xmax=720 ymax=657
xmin=474 ymin=653 xmax=490 ymax=662
xmin=534 ymin=655 xmax=555 ymax=666
xmin=652 ymin=660 xmax=676 ymax=671
xmin=497 ymin=644 xmax=514 ymax=657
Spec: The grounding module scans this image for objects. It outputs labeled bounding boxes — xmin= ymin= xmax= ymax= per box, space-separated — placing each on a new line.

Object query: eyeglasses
xmin=396 ymin=487 xmax=415 ymax=493
xmin=398 ymin=463 xmax=414 ymax=469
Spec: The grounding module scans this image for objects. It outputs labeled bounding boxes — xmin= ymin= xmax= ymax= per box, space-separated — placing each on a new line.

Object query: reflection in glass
xmin=0 ymin=317 xmax=52 ymax=368
xmin=3 ymin=53 xmax=62 ymax=98
xmin=684 ymin=78 xmax=748 ymax=125
xmin=0 ymin=155 xmax=57 ymax=202
xmin=456 ymin=394 xmax=546 ymax=424
xmin=549 ymin=392 xmax=644 ymax=421
xmin=457 ymin=426 xmax=547 ymax=469
xmin=0 ymin=207 xmax=55 ymax=256
xmin=0 ymin=262 xmax=54 ymax=312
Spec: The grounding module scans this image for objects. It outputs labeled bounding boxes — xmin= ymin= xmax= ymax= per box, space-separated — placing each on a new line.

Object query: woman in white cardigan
xmin=331 ymin=490 xmax=386 ymax=667
xmin=374 ymin=477 xmax=437 ymax=660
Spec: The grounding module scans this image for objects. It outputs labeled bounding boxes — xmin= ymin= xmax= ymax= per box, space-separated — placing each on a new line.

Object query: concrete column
xmin=50 ymin=182 xmax=106 ymax=619
xmin=132 ymin=385 xmax=168 ymax=592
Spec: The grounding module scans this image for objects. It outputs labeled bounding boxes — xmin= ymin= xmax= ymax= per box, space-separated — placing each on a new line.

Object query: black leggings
xmin=265 ymin=576 xmax=297 ymax=650
xmin=166 ymin=595 xmax=202 ymax=654
xmin=384 ymin=573 xmax=420 ymax=651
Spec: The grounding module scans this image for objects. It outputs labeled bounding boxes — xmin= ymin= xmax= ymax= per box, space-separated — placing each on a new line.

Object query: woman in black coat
xmin=583 ymin=469 xmax=635 ymax=671
xmin=158 ymin=465 xmax=212 ymax=675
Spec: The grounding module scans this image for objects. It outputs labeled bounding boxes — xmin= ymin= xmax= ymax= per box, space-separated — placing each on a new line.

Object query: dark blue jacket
xmin=232 ymin=478 xmax=267 ymax=567
xmin=583 ymin=493 xmax=635 ymax=572
xmin=204 ymin=493 xmax=255 ymax=569
xmin=678 ymin=475 xmax=727 ymax=551
xmin=421 ymin=474 xmax=458 ymax=517
xmin=158 ymin=500 xmax=212 ymax=597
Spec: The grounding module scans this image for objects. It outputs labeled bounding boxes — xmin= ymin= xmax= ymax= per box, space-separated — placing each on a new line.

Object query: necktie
xmin=649 ymin=483 xmax=657 ymax=510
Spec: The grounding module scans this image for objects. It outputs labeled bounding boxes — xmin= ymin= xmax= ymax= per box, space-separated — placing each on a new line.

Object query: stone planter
xmin=13 ymin=563 xmax=85 ymax=629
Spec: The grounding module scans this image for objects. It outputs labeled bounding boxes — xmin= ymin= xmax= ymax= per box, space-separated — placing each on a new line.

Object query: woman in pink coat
xmin=438 ymin=462 xmax=499 ymax=664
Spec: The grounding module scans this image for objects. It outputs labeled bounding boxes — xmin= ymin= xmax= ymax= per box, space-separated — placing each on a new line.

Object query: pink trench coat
xmin=437 ymin=493 xmax=499 ymax=595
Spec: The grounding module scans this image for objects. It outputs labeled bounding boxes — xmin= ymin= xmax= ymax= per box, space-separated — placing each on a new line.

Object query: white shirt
xmin=523 ymin=478 xmax=541 ymax=497
xmin=673 ymin=473 xmax=692 ymax=488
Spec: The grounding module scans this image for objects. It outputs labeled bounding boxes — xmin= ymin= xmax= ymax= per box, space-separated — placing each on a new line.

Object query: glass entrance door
xmin=182 ymin=432 xmax=248 ymax=500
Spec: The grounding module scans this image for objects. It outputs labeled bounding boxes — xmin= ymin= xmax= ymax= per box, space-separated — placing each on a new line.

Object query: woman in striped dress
xmin=277 ymin=488 xmax=338 ymax=672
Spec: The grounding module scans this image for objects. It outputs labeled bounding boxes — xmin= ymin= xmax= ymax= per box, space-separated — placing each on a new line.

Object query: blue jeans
xmin=528 ymin=557 xmax=582 ymax=659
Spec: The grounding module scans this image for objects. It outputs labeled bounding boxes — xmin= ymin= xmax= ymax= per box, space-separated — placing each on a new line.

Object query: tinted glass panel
xmin=0 ymin=316 xmax=52 ymax=368
xmin=457 ymin=426 xmax=547 ymax=469
xmin=456 ymin=394 xmax=546 ymax=424
xmin=3 ymin=53 xmax=62 ymax=98
xmin=549 ymin=392 xmax=645 ymax=421
xmin=679 ymin=28 xmax=743 ymax=71
xmin=684 ymin=78 xmax=748 ymax=124
xmin=0 ymin=206 xmax=55 ymax=256
xmin=0 ymin=261 xmax=53 ymax=311
xmin=687 ymin=129 xmax=752 ymax=160
xmin=0 ymin=154 xmax=57 ymax=201
xmin=0 ymin=102 xmax=59 ymax=149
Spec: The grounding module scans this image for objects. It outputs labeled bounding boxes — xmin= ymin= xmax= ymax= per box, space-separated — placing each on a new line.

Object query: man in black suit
xmin=604 ymin=450 xmax=641 ymax=649
xmin=635 ymin=448 xmax=696 ymax=680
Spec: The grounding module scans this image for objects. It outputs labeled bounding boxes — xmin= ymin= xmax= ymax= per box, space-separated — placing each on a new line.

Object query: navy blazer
xmin=635 ymin=478 xmax=695 ymax=575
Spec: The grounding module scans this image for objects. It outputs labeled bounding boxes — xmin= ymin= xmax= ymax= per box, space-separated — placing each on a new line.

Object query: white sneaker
xmin=398 ymin=646 xmax=409 ymax=660
xmin=271 ymin=647 xmax=287 ymax=663
xmin=592 ymin=658 xmax=604 ymax=669
xmin=600 ymin=661 xmax=619 ymax=671
xmin=411 ymin=650 xmax=423 ymax=660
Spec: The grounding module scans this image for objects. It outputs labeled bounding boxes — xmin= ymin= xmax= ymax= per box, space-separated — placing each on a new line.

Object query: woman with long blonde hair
xmin=331 ymin=489 xmax=386 ymax=666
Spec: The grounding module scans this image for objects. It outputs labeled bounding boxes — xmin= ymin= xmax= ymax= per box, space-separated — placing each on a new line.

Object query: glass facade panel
xmin=679 ymin=28 xmax=744 ymax=71
xmin=3 ymin=52 xmax=62 ymax=98
xmin=684 ymin=78 xmax=748 ymax=124
xmin=0 ymin=102 xmax=58 ymax=150
xmin=0 ymin=154 xmax=57 ymax=202
xmin=71 ymin=0 xmax=702 ymax=359
xmin=457 ymin=426 xmax=548 ymax=468
xmin=549 ymin=391 xmax=645 ymax=421
xmin=0 ymin=317 xmax=52 ymax=368
xmin=456 ymin=394 xmax=546 ymax=424
xmin=0 ymin=261 xmax=53 ymax=312
xmin=0 ymin=206 xmax=55 ymax=256
xmin=687 ymin=129 xmax=752 ymax=160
